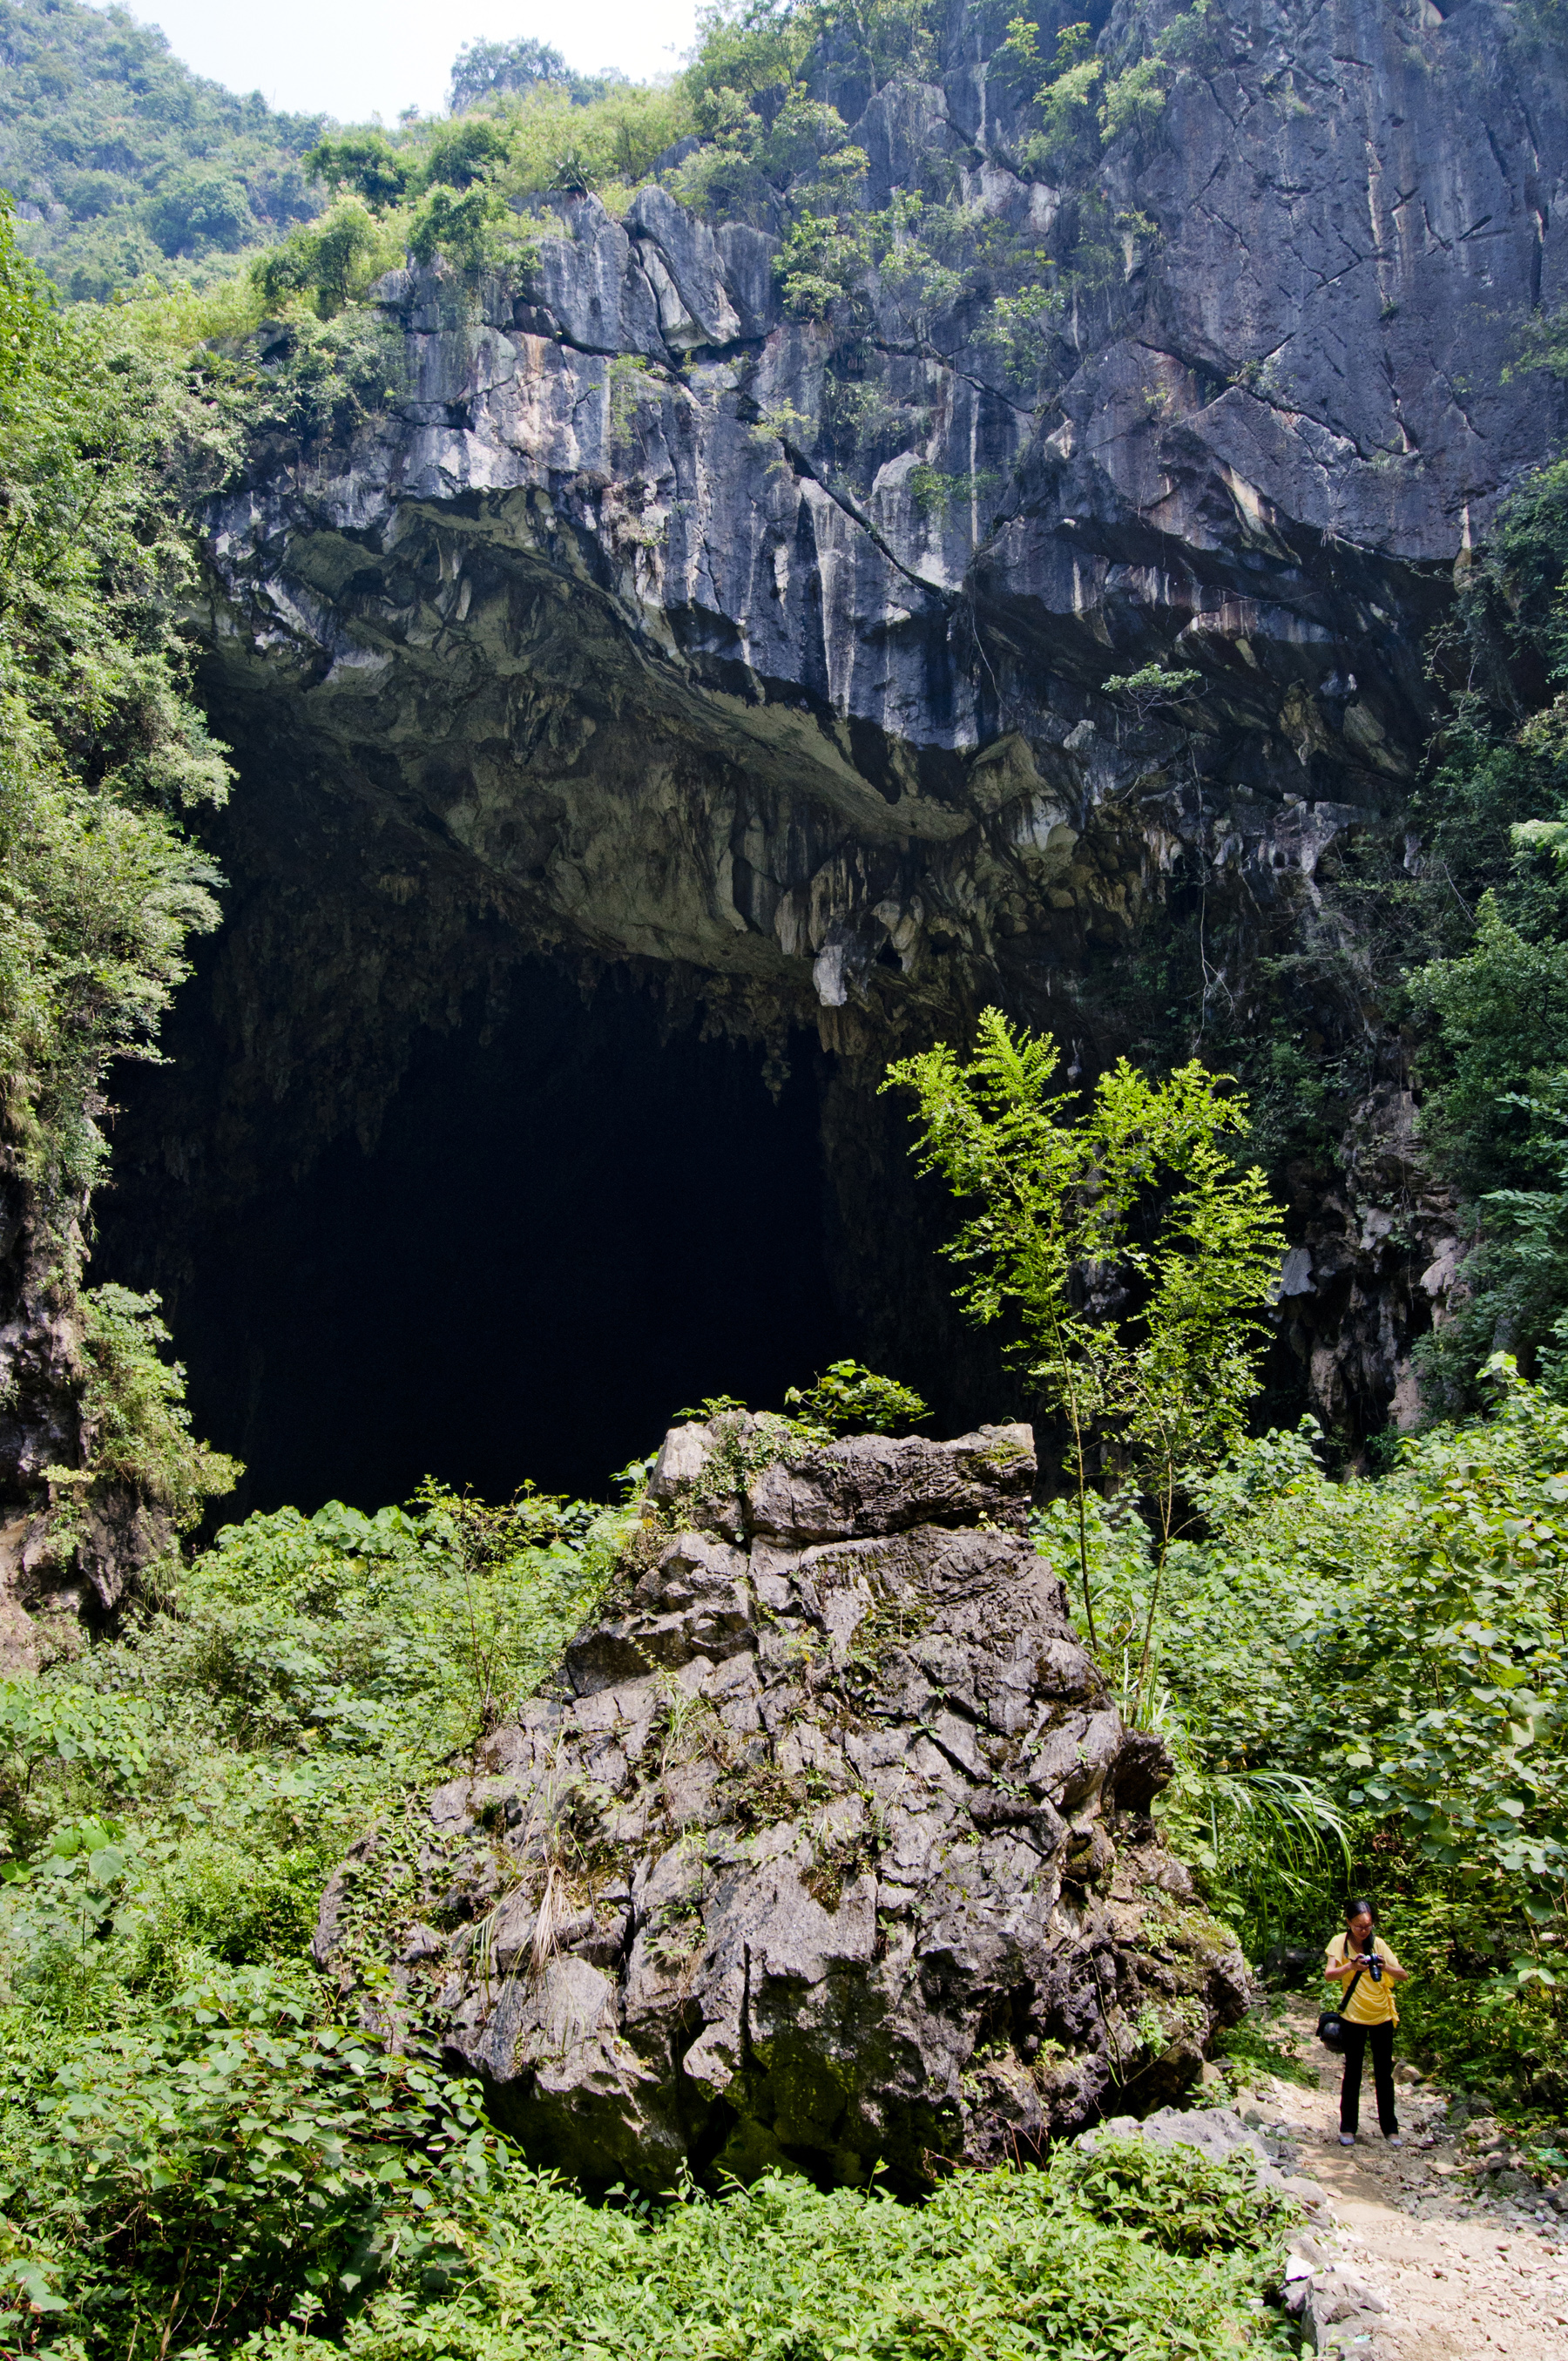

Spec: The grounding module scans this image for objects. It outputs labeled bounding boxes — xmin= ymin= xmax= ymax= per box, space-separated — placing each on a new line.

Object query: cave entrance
xmin=100 ymin=963 xmax=848 ymax=1518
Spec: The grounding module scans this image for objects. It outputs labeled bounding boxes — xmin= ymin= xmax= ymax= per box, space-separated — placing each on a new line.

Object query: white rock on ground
xmin=1233 ymin=1994 xmax=1568 ymax=2359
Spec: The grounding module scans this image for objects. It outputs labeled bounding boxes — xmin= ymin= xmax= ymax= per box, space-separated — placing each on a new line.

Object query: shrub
xmin=784 ymin=1360 xmax=929 ymax=1435
xmin=251 ymin=199 xmax=404 ymax=319
xmin=145 ymin=169 xmax=256 ymax=257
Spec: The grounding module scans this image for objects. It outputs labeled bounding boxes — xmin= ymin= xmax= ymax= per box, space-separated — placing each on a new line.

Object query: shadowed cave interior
xmin=97 ymin=965 xmax=873 ymax=1518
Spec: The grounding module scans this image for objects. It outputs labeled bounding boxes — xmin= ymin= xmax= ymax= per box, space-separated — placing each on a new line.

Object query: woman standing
xmin=1324 ymin=1898 xmax=1409 ymax=2147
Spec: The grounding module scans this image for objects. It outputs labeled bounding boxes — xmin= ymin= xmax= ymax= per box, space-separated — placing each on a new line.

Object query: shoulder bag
xmin=1316 ymin=1940 xmax=1369 ymax=2053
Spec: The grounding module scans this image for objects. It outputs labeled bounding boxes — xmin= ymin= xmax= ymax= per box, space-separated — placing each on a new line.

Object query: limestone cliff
xmin=91 ymin=0 xmax=1568 ymax=1505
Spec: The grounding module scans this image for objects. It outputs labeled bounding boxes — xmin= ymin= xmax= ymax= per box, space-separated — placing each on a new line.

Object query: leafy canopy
xmin=0 ymin=0 xmax=325 ymax=301
xmin=0 ymin=196 xmax=236 ymax=1214
xmin=0 ymin=194 xmax=245 ymax=1559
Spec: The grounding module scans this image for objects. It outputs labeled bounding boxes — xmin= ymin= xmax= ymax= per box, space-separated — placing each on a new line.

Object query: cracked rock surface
xmin=315 ymin=1418 xmax=1247 ymax=2189
xmin=45 ymin=0 xmax=1568 ymax=1607
xmin=138 ymin=0 xmax=1567 ymax=1454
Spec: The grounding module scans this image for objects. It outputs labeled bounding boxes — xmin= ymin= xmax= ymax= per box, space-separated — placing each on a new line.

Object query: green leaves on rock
xmin=782 ymin=1359 xmax=929 ymax=1436
xmin=0 ymin=1461 xmax=1294 ymax=2357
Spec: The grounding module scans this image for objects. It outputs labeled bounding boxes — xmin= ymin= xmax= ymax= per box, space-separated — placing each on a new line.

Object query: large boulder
xmin=316 ymin=1418 xmax=1247 ymax=2190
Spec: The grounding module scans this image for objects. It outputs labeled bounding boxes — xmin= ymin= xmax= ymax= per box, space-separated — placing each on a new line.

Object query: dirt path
xmin=1233 ymin=1998 xmax=1568 ymax=2357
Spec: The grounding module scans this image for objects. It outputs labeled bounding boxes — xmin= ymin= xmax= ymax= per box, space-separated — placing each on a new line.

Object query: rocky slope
xmin=109 ymin=0 xmax=1564 ymax=1482
xmin=314 ymin=1417 xmax=1247 ymax=2187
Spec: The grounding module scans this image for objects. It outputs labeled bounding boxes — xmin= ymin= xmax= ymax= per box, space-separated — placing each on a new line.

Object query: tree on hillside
xmin=448 ymin=37 xmax=623 ymax=114
xmin=449 ymin=36 xmax=569 ymax=111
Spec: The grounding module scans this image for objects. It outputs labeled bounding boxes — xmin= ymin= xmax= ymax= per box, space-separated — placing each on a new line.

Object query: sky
xmin=98 ymin=1 xmax=702 ymax=124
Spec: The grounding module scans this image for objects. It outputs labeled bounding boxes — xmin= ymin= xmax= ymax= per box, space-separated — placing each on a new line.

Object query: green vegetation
xmin=783 ymin=1357 xmax=929 ymax=1434
xmin=448 ymin=37 xmax=626 ymax=115
xmin=887 ymin=1011 xmax=1286 ymax=1669
xmin=0 ymin=1467 xmax=1297 ymax=2357
xmin=0 ymin=193 xmax=240 ymax=1555
xmin=43 ymin=1286 xmax=238 ymax=1556
xmin=7 ymin=0 xmax=1568 ymax=2343
xmin=1055 ymin=1370 xmax=1568 ymax=2112
xmin=997 ymin=3 xmax=1220 ymax=179
xmin=884 ymin=1011 xmax=1568 ymax=2113
xmin=0 ymin=0 xmax=325 ymax=301
xmin=0 ymin=1483 xmax=628 ymax=2351
xmin=0 ymin=0 xmax=1209 ymax=539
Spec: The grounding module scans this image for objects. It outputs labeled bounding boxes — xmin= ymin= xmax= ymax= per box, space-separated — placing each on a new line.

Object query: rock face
xmin=92 ymin=0 xmax=1565 ymax=1481
xmin=45 ymin=0 xmax=1565 ymax=1558
xmin=0 ymin=1154 xmax=167 ymax=1667
xmin=315 ymin=1418 xmax=1247 ymax=2189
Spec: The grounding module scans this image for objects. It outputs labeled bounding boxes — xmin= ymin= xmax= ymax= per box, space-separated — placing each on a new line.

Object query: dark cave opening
xmin=98 ymin=965 xmax=853 ymax=1517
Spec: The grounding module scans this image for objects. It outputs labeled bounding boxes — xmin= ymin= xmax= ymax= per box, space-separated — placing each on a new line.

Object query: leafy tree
xmin=406 ymin=183 xmax=535 ymax=277
xmin=0 ymin=196 xmax=241 ymax=1560
xmin=144 ymin=167 xmax=255 ymax=258
xmin=302 ymin=132 xmax=413 ymax=213
xmin=997 ymin=7 xmax=1212 ymax=179
xmin=415 ymin=116 xmax=514 ymax=194
xmin=449 ymin=35 xmax=572 ymax=112
xmin=0 ymin=0 xmax=325 ymax=298
xmin=884 ymin=1009 xmax=1286 ymax=1693
xmin=775 ymin=140 xmax=873 ymax=317
xmin=449 ymin=36 xmax=625 ymax=114
xmin=1102 ymin=659 xmax=1203 ymax=728
xmin=252 ymin=199 xmax=403 ymax=320
xmin=0 ymin=200 xmax=236 ymax=1212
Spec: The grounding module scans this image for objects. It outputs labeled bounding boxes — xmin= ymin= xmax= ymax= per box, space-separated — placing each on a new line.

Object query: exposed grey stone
xmin=743 ymin=1422 xmax=1036 ymax=1539
xmin=317 ymin=1418 xmax=1247 ymax=2190
xmin=35 ymin=0 xmax=1568 ymax=1613
xmin=625 ymin=185 xmax=752 ymax=344
xmin=526 ymin=197 xmax=667 ymax=358
xmin=153 ymin=0 xmax=1568 ymax=1512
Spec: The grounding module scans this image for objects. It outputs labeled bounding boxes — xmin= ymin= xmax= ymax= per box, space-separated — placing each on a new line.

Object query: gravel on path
xmin=1237 ymin=1997 xmax=1568 ymax=2358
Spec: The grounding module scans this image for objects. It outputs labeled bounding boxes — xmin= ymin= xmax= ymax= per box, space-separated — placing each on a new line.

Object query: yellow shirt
xmin=1323 ymin=1932 xmax=1402 ymax=2026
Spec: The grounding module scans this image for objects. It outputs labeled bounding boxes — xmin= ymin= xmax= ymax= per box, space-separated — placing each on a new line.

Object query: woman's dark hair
xmin=1344 ymin=1896 xmax=1377 ymax=1924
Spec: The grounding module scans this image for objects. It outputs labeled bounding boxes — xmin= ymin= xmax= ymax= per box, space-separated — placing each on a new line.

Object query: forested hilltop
xmin=0 ymin=0 xmax=328 ymax=301
xmin=4 ymin=1 xmax=1568 ymax=2352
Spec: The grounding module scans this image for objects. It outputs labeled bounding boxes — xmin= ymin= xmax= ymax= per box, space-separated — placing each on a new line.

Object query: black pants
xmin=1339 ymin=2019 xmax=1397 ymax=2136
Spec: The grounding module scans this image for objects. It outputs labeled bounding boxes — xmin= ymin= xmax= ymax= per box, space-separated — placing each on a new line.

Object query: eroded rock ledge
xmin=149 ymin=0 xmax=1568 ymax=1463
xmin=316 ymin=1418 xmax=1247 ymax=2189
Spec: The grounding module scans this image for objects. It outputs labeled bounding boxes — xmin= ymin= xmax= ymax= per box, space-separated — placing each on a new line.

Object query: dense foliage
xmin=888 ymin=1011 xmax=1286 ymax=1666
xmin=0 ymin=202 xmax=235 ymax=1207
xmin=0 ymin=1475 xmax=1296 ymax=2358
xmin=885 ymin=1014 xmax=1568 ymax=2110
xmin=1045 ymin=1368 xmax=1568 ymax=2111
xmin=449 ymin=38 xmax=634 ymax=116
xmin=0 ymin=0 xmax=326 ymax=300
xmin=0 ymin=192 xmax=239 ymax=1553
xmin=3 ymin=7 xmax=1568 ymax=2348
